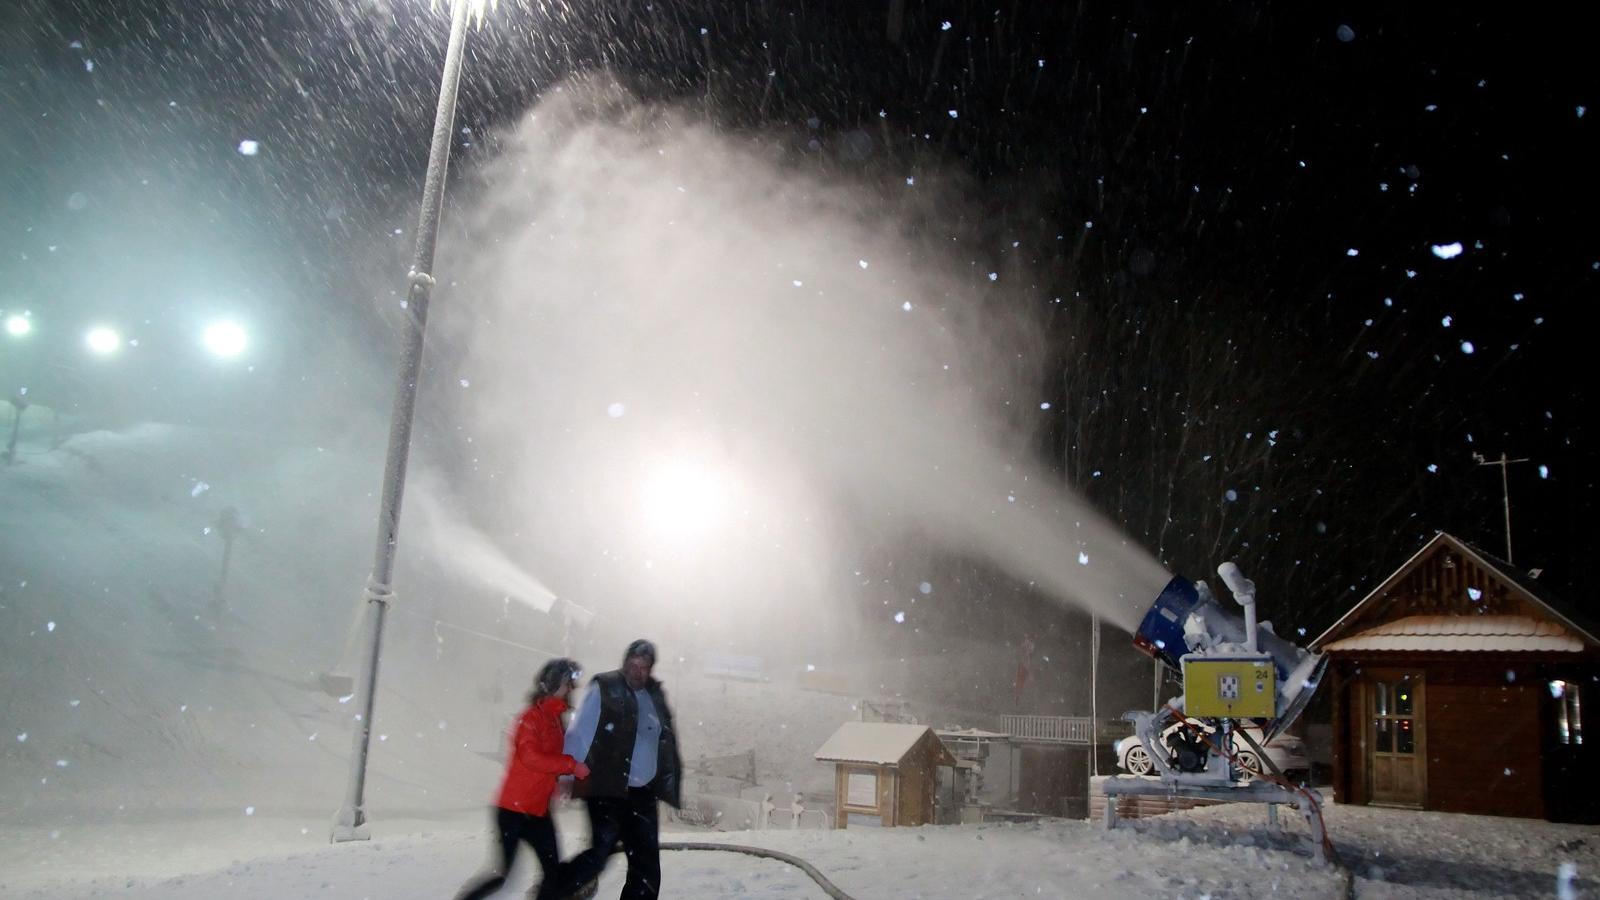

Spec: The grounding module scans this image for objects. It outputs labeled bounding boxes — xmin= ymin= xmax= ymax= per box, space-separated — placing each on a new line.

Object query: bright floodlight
xmin=85 ymin=327 xmax=121 ymax=355
xmin=640 ymin=457 xmax=732 ymax=542
xmin=203 ymin=321 xmax=248 ymax=358
xmin=4 ymin=314 xmax=30 ymax=337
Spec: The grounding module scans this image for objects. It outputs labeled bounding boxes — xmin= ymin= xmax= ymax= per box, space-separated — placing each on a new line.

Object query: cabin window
xmin=1552 ymin=681 xmax=1583 ymax=746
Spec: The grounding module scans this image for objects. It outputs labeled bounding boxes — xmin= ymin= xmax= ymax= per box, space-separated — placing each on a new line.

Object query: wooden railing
xmin=1000 ymin=714 xmax=1094 ymax=744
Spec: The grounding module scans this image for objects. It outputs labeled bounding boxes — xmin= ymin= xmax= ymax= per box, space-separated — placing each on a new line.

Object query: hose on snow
xmin=659 ymin=841 xmax=856 ymax=900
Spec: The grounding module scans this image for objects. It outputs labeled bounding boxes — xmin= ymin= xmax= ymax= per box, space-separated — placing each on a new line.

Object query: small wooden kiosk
xmin=815 ymin=722 xmax=956 ymax=827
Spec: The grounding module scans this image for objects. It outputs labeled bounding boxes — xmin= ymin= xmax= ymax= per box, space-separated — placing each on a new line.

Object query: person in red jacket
xmin=455 ymin=657 xmax=591 ymax=900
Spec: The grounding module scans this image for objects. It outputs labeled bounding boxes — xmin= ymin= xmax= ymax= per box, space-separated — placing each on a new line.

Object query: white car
xmin=1115 ymin=724 xmax=1309 ymax=781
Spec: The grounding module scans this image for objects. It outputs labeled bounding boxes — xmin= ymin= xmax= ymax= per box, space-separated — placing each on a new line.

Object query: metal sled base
xmin=1099 ymin=776 xmax=1330 ymax=865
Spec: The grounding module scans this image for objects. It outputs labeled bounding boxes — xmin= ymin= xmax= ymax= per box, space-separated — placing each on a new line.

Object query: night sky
xmin=2 ymin=0 xmax=1594 ymax=637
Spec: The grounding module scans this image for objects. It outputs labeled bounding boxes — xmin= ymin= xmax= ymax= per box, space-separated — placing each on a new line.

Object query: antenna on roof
xmin=1475 ymin=451 xmax=1530 ymax=564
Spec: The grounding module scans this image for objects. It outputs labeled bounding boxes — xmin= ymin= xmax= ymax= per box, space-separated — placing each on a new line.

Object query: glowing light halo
xmin=637 ymin=454 xmax=737 ymax=546
xmin=202 ymin=320 xmax=249 ymax=359
xmin=85 ymin=327 xmax=122 ymax=355
xmin=4 ymin=314 xmax=30 ymax=337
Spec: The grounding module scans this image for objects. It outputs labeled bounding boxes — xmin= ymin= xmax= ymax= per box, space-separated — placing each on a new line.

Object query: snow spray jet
xmin=429 ymin=75 xmax=1169 ymax=651
xmin=330 ymin=468 xmax=558 ymax=675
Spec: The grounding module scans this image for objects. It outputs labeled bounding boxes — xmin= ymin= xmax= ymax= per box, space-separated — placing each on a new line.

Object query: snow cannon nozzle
xmin=1133 ymin=575 xmax=1201 ymax=672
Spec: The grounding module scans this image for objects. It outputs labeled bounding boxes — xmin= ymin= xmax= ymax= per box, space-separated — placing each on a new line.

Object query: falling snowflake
xmin=1431 ymin=242 xmax=1464 ymax=259
xmin=1336 ymin=24 xmax=1356 ymax=42
xmin=1538 ymin=465 xmax=1550 ymax=479
xmin=893 ymin=611 xmax=906 ymax=623
xmin=1077 ymin=551 xmax=1090 ymax=566
xmin=1460 ymin=341 xmax=1475 ymax=355
xmin=607 ymin=402 xmax=626 ymax=418
xmin=1039 ymin=402 xmax=1051 ymax=410
xmin=901 ymin=301 xmax=912 ymax=312
xmin=237 ymin=140 xmax=260 ymax=156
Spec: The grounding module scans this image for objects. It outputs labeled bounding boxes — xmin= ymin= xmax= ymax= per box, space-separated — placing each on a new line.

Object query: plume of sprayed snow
xmin=431 ymin=76 xmax=1168 ymax=649
xmin=406 ymin=470 xmax=558 ymax=613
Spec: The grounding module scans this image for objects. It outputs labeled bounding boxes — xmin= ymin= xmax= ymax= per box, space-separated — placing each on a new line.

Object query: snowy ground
xmin=5 ymin=794 xmax=1595 ymax=899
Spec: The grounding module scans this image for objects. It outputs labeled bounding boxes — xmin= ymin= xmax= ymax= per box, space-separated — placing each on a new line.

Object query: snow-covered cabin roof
xmin=1313 ymin=531 xmax=1599 ymax=650
xmin=814 ymin=722 xmax=955 ymax=766
xmin=1322 ymin=614 xmax=1586 ymax=653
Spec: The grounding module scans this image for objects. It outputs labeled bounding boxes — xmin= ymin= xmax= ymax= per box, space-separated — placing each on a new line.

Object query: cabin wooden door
xmin=1367 ymin=672 xmax=1426 ymax=807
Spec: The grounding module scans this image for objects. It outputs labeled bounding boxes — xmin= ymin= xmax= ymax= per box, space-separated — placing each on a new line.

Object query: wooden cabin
xmin=814 ymin=722 xmax=956 ymax=827
xmin=1313 ymin=532 xmax=1599 ymax=822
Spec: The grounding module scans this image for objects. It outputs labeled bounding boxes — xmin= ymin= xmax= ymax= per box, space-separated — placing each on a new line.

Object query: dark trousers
xmin=455 ymin=806 xmax=560 ymax=900
xmin=537 ymin=788 xmax=660 ymax=900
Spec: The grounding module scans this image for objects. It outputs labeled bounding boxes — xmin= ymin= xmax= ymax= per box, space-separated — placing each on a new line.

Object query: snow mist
xmin=429 ymin=77 xmax=1169 ymax=654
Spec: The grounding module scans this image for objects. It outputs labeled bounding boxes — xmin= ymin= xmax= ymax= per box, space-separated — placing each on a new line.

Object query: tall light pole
xmin=332 ymin=0 xmax=489 ymax=842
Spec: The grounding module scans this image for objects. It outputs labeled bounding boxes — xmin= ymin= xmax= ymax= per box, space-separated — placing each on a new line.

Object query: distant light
xmin=85 ymin=327 xmax=121 ymax=355
xmin=202 ymin=321 xmax=248 ymax=358
xmin=1431 ymin=242 xmax=1464 ymax=259
xmin=237 ymin=140 xmax=260 ymax=156
xmin=4 ymin=314 xmax=30 ymax=337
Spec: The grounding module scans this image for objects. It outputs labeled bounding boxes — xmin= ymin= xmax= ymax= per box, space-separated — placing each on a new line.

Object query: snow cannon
xmin=1133 ymin=564 xmax=1327 ymax=741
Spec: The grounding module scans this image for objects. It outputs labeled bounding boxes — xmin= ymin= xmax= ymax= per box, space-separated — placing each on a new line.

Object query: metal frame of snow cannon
xmin=1105 ymin=561 xmax=1335 ymax=865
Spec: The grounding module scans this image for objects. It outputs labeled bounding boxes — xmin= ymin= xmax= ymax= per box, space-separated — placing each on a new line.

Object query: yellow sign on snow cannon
xmin=1182 ymin=655 xmax=1276 ymax=718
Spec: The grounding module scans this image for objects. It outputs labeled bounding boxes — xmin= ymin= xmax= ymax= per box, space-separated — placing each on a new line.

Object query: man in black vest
xmin=538 ymin=639 xmax=681 ymax=900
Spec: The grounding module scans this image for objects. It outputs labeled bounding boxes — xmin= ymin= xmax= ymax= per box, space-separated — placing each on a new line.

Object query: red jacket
xmin=494 ymin=696 xmax=578 ymax=816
